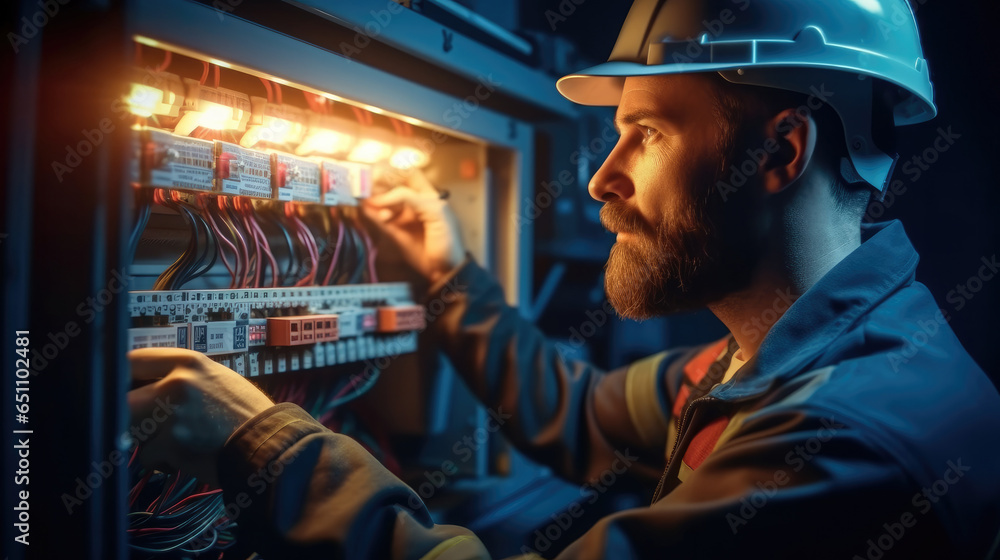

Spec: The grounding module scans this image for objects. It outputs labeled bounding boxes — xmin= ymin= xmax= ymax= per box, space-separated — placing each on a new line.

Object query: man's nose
xmin=588 ymin=140 xmax=634 ymax=202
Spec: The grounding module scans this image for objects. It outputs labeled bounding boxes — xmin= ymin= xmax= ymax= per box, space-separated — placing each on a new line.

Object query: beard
xmin=601 ymin=164 xmax=761 ymax=320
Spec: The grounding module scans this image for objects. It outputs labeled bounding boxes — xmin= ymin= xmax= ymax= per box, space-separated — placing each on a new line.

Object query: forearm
xmin=219 ymin=403 xmax=490 ymax=560
xmin=423 ymin=258 xmax=669 ymax=487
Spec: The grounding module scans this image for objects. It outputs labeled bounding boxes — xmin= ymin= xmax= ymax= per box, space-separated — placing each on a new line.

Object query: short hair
xmin=708 ymin=74 xmax=893 ymax=218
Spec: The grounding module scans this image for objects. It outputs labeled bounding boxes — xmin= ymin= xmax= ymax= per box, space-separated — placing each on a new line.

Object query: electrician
xmin=128 ymin=0 xmax=1000 ymax=558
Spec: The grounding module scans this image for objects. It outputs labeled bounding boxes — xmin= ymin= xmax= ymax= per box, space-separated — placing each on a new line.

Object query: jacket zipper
xmin=651 ymin=395 xmax=717 ymax=503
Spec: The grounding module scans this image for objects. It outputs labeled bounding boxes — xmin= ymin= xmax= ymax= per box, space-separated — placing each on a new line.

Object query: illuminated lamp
xmin=389 ymin=137 xmax=432 ymax=169
xmin=123 ymin=69 xmax=184 ymax=118
xmin=173 ymin=79 xmax=251 ymax=136
xmin=241 ymin=97 xmax=306 ymax=148
xmin=348 ymin=127 xmax=394 ymax=164
xmin=296 ymin=115 xmax=358 ymax=157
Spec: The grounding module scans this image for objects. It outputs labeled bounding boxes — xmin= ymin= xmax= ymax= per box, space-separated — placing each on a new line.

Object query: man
xmin=128 ymin=0 xmax=1000 ymax=558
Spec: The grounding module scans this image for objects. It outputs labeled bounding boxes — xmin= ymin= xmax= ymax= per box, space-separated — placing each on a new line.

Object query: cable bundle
xmin=151 ymin=190 xmax=219 ymax=290
xmin=127 ymin=448 xmax=235 ymax=558
xmin=140 ymin=191 xmax=379 ymax=290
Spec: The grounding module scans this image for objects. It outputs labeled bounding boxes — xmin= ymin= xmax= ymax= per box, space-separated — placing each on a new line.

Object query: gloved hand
xmin=362 ymin=168 xmax=466 ymax=285
xmin=126 ymin=347 xmax=274 ymax=487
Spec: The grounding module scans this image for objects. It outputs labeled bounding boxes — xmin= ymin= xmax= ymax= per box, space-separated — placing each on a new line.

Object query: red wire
xmin=351 ymin=106 xmax=367 ymax=126
xmin=214 ymin=65 xmax=221 ymax=89
xmin=240 ymin=200 xmax=278 ymax=288
xmin=221 ymin=197 xmax=250 ymax=288
xmin=199 ymin=61 xmax=210 ymax=85
xmin=248 ymin=207 xmax=279 ymax=287
xmin=258 ymin=78 xmax=273 ymax=103
xmin=304 ymin=92 xmax=319 ymax=113
xmin=162 ymin=489 xmax=223 ymax=515
xmin=290 ymin=209 xmax=318 ymax=286
xmin=236 ymin=201 xmax=261 ymax=288
xmin=156 ymin=50 xmax=172 ymax=73
xmin=200 ymin=196 xmax=238 ymax=287
xmin=147 ymin=472 xmax=181 ymax=513
xmin=355 ymin=215 xmax=379 ymax=283
xmin=323 ymin=210 xmax=345 ymax=286
xmin=274 ymin=83 xmax=283 ymax=105
xmin=301 ymin=214 xmax=319 ymax=285
xmin=129 ymin=471 xmax=153 ymax=507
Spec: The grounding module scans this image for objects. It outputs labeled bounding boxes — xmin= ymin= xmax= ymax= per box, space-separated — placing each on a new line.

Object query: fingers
xmin=373 ymin=165 xmax=436 ymax=191
xmin=365 ymin=185 xmax=419 ymax=209
xmin=406 ymin=169 xmax=439 ymax=195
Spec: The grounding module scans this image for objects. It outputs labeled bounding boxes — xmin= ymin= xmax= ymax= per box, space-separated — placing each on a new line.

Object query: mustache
xmin=600 ymin=202 xmax=648 ymax=235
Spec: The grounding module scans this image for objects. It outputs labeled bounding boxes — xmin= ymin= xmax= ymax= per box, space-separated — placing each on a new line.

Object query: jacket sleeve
xmin=422 ymin=257 xmax=682 ymax=488
xmin=218 ymin=402 xmax=492 ymax=560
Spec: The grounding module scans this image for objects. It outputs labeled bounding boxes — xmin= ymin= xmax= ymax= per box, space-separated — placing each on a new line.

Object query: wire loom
xmin=134 ymin=189 xmax=379 ymax=291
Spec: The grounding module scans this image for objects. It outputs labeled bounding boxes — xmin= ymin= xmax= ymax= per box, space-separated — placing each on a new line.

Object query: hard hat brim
xmin=557 ymin=61 xmax=734 ymax=106
xmin=557 ymin=61 xmax=936 ymax=126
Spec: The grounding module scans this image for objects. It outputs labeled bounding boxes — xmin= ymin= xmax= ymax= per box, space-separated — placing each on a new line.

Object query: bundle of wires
xmin=232 ymin=197 xmax=280 ymax=289
xmin=321 ymin=209 xmax=377 ymax=286
xmin=151 ymin=192 xmax=379 ymax=290
xmin=152 ymin=190 xmax=219 ymax=291
xmin=128 ymin=189 xmax=154 ymax=267
xmin=127 ymin=447 xmax=235 ymax=557
xmin=282 ymin=203 xmax=320 ymax=286
xmin=194 ymin=196 xmax=285 ymax=290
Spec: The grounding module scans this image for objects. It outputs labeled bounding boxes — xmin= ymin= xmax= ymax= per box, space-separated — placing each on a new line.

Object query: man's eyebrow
xmin=614 ymin=108 xmax=664 ymax=133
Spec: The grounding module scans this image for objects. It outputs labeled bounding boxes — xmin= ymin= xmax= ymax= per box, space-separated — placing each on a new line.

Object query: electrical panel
xmin=7 ymin=1 xmax=547 ymax=557
xmin=119 ymin=37 xmax=477 ymax=558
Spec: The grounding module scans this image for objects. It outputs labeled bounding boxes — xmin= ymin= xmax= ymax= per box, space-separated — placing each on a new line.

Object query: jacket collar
xmin=711 ymin=220 xmax=920 ymax=401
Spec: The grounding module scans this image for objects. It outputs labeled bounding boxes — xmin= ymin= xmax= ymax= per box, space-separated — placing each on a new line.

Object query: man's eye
xmin=642 ymin=127 xmax=658 ymax=141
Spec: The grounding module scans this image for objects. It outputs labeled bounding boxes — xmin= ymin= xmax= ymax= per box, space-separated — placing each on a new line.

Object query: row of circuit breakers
xmin=132 ymin=126 xmax=372 ymax=205
xmin=127 ymin=284 xmax=427 ymax=376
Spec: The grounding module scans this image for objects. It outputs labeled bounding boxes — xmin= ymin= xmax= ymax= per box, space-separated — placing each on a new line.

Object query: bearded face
xmin=600 ymin=173 xmax=759 ymax=319
xmin=593 ymin=75 xmax=766 ymax=320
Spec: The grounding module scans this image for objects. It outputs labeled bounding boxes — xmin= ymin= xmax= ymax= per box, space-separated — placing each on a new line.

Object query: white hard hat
xmin=556 ymin=0 xmax=937 ymax=193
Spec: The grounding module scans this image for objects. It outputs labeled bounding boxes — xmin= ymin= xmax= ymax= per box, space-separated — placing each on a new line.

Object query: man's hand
xmin=362 ymin=169 xmax=466 ymax=285
xmin=126 ymin=348 xmax=274 ymax=487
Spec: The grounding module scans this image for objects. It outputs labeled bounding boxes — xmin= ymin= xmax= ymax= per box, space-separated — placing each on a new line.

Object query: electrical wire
xmin=240 ymin=199 xmax=280 ymax=287
xmin=353 ymin=214 xmax=379 ymax=283
xmin=198 ymin=61 xmax=210 ymax=86
xmin=288 ymin=205 xmax=319 ymax=286
xmin=198 ymin=195 xmax=239 ymax=288
xmin=323 ymin=209 xmax=346 ymax=286
xmin=128 ymin=189 xmax=152 ymax=267
xmin=219 ymin=197 xmax=251 ymax=288
xmin=128 ymin=462 xmax=233 ymax=557
xmin=171 ymin=192 xmax=218 ymax=287
xmin=155 ymin=50 xmax=172 ymax=73
xmin=258 ymin=77 xmax=273 ymax=103
xmin=152 ymin=190 xmax=199 ymax=290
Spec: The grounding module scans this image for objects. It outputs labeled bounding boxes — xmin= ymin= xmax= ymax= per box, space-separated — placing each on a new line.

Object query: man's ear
xmin=760 ymin=108 xmax=817 ymax=194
